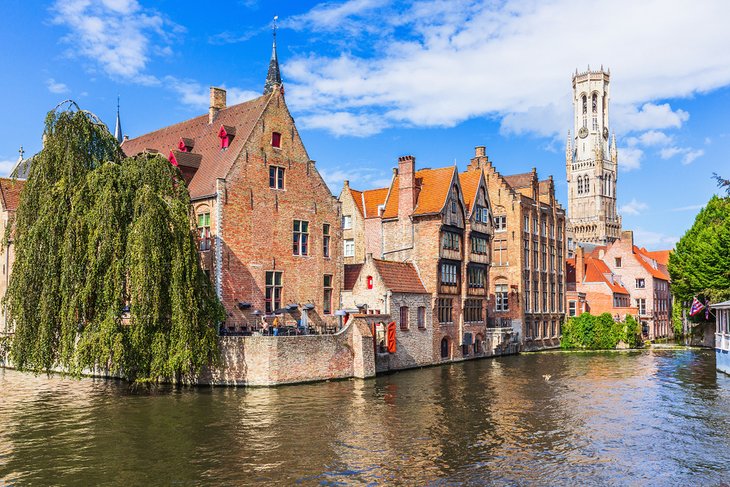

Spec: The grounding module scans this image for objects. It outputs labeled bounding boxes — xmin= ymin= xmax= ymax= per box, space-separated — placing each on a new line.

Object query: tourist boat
xmin=713 ymin=300 xmax=730 ymax=375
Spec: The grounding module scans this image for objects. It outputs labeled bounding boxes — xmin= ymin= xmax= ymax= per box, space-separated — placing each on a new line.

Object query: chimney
xmin=209 ymin=87 xmax=227 ymax=123
xmin=475 ymin=146 xmax=486 ymax=157
xmin=469 ymin=145 xmax=488 ymax=171
xmin=575 ymin=245 xmax=585 ymax=284
xmin=397 ymin=155 xmax=416 ymax=219
xmin=620 ymin=230 xmax=634 ymax=247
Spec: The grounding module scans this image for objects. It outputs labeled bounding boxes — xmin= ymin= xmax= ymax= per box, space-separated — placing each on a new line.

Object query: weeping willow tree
xmin=6 ymin=102 xmax=224 ymax=382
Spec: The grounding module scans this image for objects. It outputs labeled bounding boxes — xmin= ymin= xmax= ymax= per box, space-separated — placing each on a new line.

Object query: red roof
xmin=583 ymin=255 xmax=630 ymax=294
xmin=344 ymin=264 xmax=363 ymax=291
xmin=362 ymin=188 xmax=388 ymax=218
xmin=0 ymin=178 xmax=25 ymax=211
xmin=122 ymin=94 xmax=270 ymax=199
xmin=458 ymin=170 xmax=482 ymax=213
xmin=643 ymin=248 xmax=671 ymax=266
xmin=503 ymin=172 xmax=533 ymax=189
xmin=347 ymin=188 xmax=364 ymax=217
xmin=382 ymin=166 xmax=456 ymax=219
xmin=566 ymin=258 xmax=576 ymax=283
xmin=373 ymin=259 xmax=427 ymax=294
xmin=634 ymin=246 xmax=670 ymax=280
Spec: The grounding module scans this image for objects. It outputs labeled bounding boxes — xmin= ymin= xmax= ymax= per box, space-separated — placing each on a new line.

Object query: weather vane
xmin=273 ymin=15 xmax=278 ymax=37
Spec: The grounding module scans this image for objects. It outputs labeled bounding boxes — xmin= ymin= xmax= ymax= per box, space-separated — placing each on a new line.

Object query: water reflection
xmin=1 ymin=349 xmax=729 ymax=486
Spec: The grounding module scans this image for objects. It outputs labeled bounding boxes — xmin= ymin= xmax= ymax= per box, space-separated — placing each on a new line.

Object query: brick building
xmin=566 ymin=245 xmax=638 ymax=320
xmin=0 ymin=178 xmax=25 ymax=334
xmin=122 ymin=38 xmax=342 ymax=332
xmin=467 ymin=147 xmax=567 ymax=350
xmin=600 ymin=231 xmax=672 ymax=339
xmin=339 ymin=181 xmax=388 ymax=264
xmin=342 ymin=154 xmax=498 ymax=361
xmin=341 ymin=253 xmax=433 ymax=370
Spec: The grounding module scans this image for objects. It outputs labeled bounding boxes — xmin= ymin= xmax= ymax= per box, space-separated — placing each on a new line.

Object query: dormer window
xmin=168 ymin=150 xmax=178 ymax=167
xmin=178 ymin=137 xmax=194 ymax=152
xmin=218 ymin=125 xmax=235 ymax=149
xmin=271 ymin=131 xmax=282 ymax=148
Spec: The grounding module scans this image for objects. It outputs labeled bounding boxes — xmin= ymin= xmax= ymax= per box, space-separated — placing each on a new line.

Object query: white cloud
xmin=52 ymin=0 xmax=180 ymax=83
xmin=617 ymin=146 xmax=642 ymax=171
xmin=0 ymin=159 xmax=18 ymax=177
xmin=319 ymin=165 xmax=392 ymax=191
xmin=660 ymin=146 xmax=704 ymax=164
xmin=299 ymin=111 xmax=389 ymax=137
xmin=165 ymin=76 xmax=260 ymax=109
xmin=283 ymin=0 xmax=730 ymax=137
xmin=46 ymin=78 xmax=70 ymax=94
xmin=671 ymin=204 xmax=704 ymax=212
xmin=619 ymin=198 xmax=648 ymax=216
xmin=625 ymin=130 xmax=673 ymax=147
xmin=633 ymin=228 xmax=678 ymax=250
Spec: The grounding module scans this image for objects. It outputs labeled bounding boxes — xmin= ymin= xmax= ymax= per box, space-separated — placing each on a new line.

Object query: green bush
xmin=561 ymin=312 xmax=642 ymax=350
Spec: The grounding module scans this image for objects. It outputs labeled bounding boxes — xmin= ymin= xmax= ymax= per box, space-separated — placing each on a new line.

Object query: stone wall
xmin=199 ymin=317 xmax=375 ymax=386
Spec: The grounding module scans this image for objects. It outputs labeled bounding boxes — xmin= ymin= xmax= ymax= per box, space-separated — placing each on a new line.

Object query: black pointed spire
xmin=114 ymin=95 xmax=123 ymax=143
xmin=263 ymin=16 xmax=282 ymax=95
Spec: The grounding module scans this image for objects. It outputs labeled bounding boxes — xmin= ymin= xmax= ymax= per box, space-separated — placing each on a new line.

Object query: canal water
xmin=1 ymin=349 xmax=730 ymax=486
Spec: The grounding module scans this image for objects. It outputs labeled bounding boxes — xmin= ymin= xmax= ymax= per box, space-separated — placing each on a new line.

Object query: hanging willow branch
xmin=6 ymin=103 xmax=224 ymax=382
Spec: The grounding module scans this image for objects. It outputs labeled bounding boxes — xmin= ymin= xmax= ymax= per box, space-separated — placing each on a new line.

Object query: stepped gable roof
xmin=584 ymin=255 xmax=629 ymax=294
xmin=362 ymin=188 xmax=388 ymax=218
xmin=503 ymin=172 xmax=533 ymax=189
xmin=538 ymin=179 xmax=553 ymax=195
xmin=382 ymin=166 xmax=456 ymax=219
xmin=0 ymin=178 xmax=25 ymax=211
xmin=343 ymin=264 xmax=363 ymax=291
xmin=372 ymin=259 xmax=427 ymax=294
xmin=458 ymin=169 xmax=482 ymax=213
xmin=122 ymin=95 xmax=269 ymax=199
xmin=633 ymin=246 xmax=670 ymax=280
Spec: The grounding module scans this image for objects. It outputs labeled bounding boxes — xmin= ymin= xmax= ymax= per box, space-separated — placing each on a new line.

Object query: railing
xmin=716 ymin=333 xmax=730 ymax=352
xmin=488 ymin=317 xmax=512 ymax=329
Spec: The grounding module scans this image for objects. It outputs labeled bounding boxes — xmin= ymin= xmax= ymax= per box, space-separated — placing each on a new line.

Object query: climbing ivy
xmin=561 ymin=313 xmax=642 ymax=350
xmin=5 ymin=102 xmax=224 ymax=382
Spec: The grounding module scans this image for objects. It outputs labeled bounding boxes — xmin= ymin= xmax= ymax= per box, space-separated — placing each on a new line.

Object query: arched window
xmin=584 ymin=176 xmax=590 ymax=194
xmin=440 ymin=337 xmax=450 ymax=359
xmin=582 ymin=95 xmax=587 ymax=114
xmin=577 ymin=176 xmax=583 ymax=194
xmin=592 ymin=93 xmax=598 ymax=113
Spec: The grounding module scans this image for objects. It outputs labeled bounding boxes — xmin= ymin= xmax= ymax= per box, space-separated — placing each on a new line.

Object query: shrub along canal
xmin=1 ymin=348 xmax=729 ymax=485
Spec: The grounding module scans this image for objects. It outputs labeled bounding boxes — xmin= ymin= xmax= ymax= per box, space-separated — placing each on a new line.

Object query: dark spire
xmin=114 ymin=95 xmax=123 ymax=143
xmin=263 ymin=16 xmax=282 ymax=95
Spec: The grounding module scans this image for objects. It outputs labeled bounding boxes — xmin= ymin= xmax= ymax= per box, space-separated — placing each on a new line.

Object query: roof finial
xmin=264 ymin=15 xmax=282 ymax=95
xmin=114 ymin=95 xmax=123 ymax=144
xmin=18 ymin=145 xmax=24 ymax=162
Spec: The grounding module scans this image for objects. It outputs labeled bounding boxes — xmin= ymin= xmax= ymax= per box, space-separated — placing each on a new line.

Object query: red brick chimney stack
xmin=398 ymin=155 xmax=416 ymax=219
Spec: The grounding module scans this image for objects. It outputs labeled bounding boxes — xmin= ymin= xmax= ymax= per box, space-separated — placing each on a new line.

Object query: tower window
xmin=584 ymin=176 xmax=590 ymax=194
xmin=577 ymin=176 xmax=583 ymax=194
xmin=592 ymin=93 xmax=598 ymax=113
xmin=582 ymin=95 xmax=587 ymax=114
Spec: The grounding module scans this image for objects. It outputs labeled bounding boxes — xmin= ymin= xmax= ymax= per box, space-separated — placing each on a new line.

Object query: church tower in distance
xmin=566 ymin=67 xmax=621 ymax=246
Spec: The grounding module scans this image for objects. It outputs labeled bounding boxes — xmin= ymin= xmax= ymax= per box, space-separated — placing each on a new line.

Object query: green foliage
xmin=5 ymin=103 xmax=224 ymax=382
xmin=561 ymin=312 xmax=642 ymax=350
xmin=671 ymin=301 xmax=684 ymax=337
xmin=669 ymin=194 xmax=730 ymax=324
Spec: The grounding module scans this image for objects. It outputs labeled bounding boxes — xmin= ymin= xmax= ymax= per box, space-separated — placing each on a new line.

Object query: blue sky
xmin=1 ymin=0 xmax=729 ymax=250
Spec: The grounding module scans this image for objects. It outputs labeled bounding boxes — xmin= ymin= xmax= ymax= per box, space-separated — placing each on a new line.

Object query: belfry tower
xmin=566 ymin=68 xmax=621 ymax=245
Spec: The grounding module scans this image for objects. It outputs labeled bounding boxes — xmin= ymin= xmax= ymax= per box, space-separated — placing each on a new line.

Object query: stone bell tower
xmin=566 ymin=67 xmax=621 ymax=245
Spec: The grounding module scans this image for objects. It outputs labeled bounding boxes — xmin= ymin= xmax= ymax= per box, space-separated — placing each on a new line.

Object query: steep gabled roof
xmin=372 ymin=259 xmax=428 ymax=294
xmin=538 ymin=179 xmax=553 ymax=196
xmin=643 ymin=248 xmax=671 ymax=266
xmin=634 ymin=246 xmax=670 ymax=280
xmin=0 ymin=178 xmax=25 ymax=211
xmin=458 ymin=169 xmax=482 ymax=213
xmin=362 ymin=188 xmax=388 ymax=218
xmin=382 ymin=166 xmax=456 ymax=219
xmin=584 ymin=256 xmax=630 ymax=294
xmin=344 ymin=264 xmax=363 ymax=291
xmin=347 ymin=188 xmax=364 ymax=216
xmin=122 ymin=95 xmax=270 ymax=199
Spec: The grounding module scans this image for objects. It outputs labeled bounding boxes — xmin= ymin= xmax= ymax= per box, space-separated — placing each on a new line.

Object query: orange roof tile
xmin=382 ymin=166 xmax=456 ymax=219
xmin=584 ymin=256 xmax=630 ymax=294
xmin=362 ymin=188 xmax=388 ymax=218
xmin=122 ymin=94 xmax=270 ymax=199
xmin=0 ymin=178 xmax=25 ymax=211
xmin=458 ymin=170 xmax=482 ymax=213
xmin=348 ymin=188 xmax=364 ymax=217
xmin=643 ymin=249 xmax=671 ymax=266
xmin=373 ymin=259 xmax=427 ymax=294
xmin=633 ymin=246 xmax=670 ymax=280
